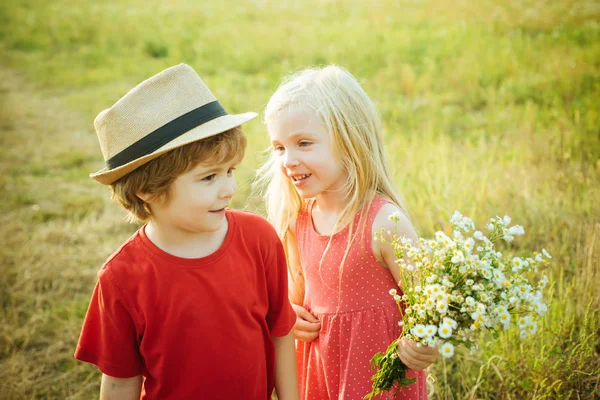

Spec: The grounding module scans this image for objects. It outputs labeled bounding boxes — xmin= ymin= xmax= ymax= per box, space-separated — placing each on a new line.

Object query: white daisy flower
xmin=511 ymin=258 xmax=524 ymax=273
xmin=533 ymin=302 xmax=548 ymax=316
xmin=425 ymin=325 xmax=437 ymax=337
xmin=411 ymin=324 xmax=427 ymax=338
xmin=435 ymin=292 xmax=448 ymax=302
xmin=450 ymin=211 xmax=463 ymax=225
xmin=436 ymin=300 xmax=449 ymax=314
xmin=440 ymin=342 xmax=455 ymax=358
xmin=498 ymin=311 xmax=511 ymax=325
xmin=542 ymin=248 xmax=552 ymax=259
xmin=464 ymin=238 xmax=475 ymax=253
xmin=527 ymin=321 xmax=538 ymax=335
xmin=443 ymin=317 xmax=458 ymax=329
xmin=438 ymin=323 xmax=453 ymax=338
xmin=451 ymin=251 xmax=465 ymax=264
xmin=507 ymin=225 xmax=525 ymax=236
xmin=518 ymin=315 xmax=532 ymax=328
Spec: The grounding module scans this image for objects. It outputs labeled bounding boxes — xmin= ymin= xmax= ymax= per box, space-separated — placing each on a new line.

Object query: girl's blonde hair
xmin=256 ymin=65 xmax=407 ymax=301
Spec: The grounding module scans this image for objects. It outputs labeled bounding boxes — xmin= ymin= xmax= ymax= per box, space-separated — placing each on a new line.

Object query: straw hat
xmin=90 ymin=64 xmax=257 ymax=185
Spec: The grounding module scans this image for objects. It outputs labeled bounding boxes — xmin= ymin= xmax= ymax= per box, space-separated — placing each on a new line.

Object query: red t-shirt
xmin=75 ymin=209 xmax=296 ymax=399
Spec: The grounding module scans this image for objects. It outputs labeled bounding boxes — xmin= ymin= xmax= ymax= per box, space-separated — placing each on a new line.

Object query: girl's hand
xmin=397 ymin=338 xmax=439 ymax=371
xmin=291 ymin=304 xmax=321 ymax=342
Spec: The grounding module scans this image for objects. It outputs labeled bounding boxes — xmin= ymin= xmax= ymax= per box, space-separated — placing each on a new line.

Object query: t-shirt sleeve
xmin=264 ymin=229 xmax=297 ymax=337
xmin=74 ymin=267 xmax=144 ymax=377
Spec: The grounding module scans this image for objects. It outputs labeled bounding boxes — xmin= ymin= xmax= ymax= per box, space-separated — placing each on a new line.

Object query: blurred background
xmin=1 ymin=0 xmax=599 ymax=398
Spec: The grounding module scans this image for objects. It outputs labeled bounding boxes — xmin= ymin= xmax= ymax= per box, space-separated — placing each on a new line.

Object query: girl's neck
xmin=314 ymin=189 xmax=351 ymax=215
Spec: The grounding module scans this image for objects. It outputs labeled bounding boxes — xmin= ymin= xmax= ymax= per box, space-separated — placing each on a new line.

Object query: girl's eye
xmin=273 ymin=145 xmax=284 ymax=153
xmin=299 ymin=140 xmax=312 ymax=147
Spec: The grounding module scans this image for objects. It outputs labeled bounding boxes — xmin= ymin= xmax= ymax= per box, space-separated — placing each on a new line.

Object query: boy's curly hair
xmin=110 ymin=127 xmax=246 ymax=222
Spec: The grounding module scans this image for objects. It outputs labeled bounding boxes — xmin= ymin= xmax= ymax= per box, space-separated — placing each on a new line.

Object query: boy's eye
xmin=202 ymin=174 xmax=216 ymax=181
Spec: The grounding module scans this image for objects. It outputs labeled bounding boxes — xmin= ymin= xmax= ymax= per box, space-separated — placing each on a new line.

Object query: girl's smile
xmin=290 ymin=173 xmax=312 ymax=186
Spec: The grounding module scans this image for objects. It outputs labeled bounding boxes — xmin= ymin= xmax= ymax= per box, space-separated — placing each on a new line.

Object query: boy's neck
xmin=144 ymin=219 xmax=229 ymax=259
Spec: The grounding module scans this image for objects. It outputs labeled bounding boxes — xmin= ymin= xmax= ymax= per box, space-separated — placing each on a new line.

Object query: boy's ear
xmin=136 ymin=191 xmax=152 ymax=203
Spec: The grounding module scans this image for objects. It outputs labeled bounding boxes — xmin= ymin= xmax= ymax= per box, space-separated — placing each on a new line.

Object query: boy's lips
xmin=209 ymin=207 xmax=227 ymax=213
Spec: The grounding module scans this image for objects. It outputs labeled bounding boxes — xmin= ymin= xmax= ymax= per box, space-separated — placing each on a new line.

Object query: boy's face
xmin=145 ymin=160 xmax=238 ymax=234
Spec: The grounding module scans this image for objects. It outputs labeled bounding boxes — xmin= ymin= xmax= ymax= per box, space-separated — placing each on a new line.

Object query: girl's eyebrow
xmin=272 ymin=132 xmax=315 ymax=144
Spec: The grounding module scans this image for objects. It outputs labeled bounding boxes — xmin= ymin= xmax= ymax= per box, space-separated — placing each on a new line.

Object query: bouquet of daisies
xmin=365 ymin=211 xmax=551 ymax=399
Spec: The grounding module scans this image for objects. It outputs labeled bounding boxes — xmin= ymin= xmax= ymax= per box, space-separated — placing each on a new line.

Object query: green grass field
xmin=1 ymin=0 xmax=599 ymax=398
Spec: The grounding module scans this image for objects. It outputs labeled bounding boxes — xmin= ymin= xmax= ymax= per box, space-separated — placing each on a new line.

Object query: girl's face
xmin=268 ymin=105 xmax=348 ymax=200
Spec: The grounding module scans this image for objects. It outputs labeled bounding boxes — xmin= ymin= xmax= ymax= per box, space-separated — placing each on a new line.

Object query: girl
xmin=257 ymin=65 xmax=438 ymax=399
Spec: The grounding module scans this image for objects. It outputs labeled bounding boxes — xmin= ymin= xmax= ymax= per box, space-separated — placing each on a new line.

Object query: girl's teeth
xmin=292 ymin=174 xmax=310 ymax=181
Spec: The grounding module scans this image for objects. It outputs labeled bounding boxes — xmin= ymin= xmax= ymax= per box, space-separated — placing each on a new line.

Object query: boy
xmin=75 ymin=64 xmax=299 ymax=400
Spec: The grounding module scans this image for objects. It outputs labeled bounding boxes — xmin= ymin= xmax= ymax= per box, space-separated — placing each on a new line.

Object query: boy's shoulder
xmin=99 ymin=228 xmax=149 ymax=280
xmin=228 ymin=208 xmax=279 ymax=241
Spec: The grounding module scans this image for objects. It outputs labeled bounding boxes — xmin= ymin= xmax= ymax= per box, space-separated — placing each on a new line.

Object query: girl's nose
xmin=282 ymin=150 xmax=299 ymax=168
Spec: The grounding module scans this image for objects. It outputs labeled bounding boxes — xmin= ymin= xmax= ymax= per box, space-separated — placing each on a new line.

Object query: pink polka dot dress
xmin=295 ymin=197 xmax=427 ymax=400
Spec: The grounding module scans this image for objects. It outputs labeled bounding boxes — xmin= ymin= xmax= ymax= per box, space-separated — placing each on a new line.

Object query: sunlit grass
xmin=1 ymin=0 xmax=599 ymax=398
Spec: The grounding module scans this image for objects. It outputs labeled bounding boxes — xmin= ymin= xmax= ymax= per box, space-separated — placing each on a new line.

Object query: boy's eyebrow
xmin=192 ymin=166 xmax=223 ymax=176
xmin=192 ymin=163 xmax=239 ymax=176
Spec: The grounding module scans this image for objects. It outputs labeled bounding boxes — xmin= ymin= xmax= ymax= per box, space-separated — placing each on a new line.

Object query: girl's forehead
xmin=268 ymin=104 xmax=328 ymax=138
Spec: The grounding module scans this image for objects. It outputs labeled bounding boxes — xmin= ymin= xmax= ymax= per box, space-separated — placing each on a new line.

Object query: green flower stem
xmin=365 ymin=338 xmax=417 ymax=399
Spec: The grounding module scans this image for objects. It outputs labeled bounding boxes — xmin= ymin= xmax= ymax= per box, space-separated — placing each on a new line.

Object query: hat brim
xmin=90 ymin=111 xmax=257 ymax=185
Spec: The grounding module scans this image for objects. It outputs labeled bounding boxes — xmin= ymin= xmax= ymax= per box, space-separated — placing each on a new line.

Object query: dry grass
xmin=1 ymin=0 xmax=599 ymax=398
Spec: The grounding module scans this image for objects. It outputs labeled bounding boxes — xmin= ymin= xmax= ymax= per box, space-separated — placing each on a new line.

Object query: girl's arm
xmin=100 ymin=374 xmax=142 ymax=400
xmin=372 ymin=202 xmax=418 ymax=287
xmin=285 ymin=220 xmax=304 ymax=305
xmin=286 ymin=220 xmax=321 ymax=342
xmin=372 ymin=203 xmax=439 ymax=371
xmin=273 ymin=331 xmax=300 ymax=400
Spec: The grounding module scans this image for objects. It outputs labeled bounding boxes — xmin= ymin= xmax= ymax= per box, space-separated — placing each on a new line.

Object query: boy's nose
xmin=219 ymin=176 xmax=236 ymax=199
